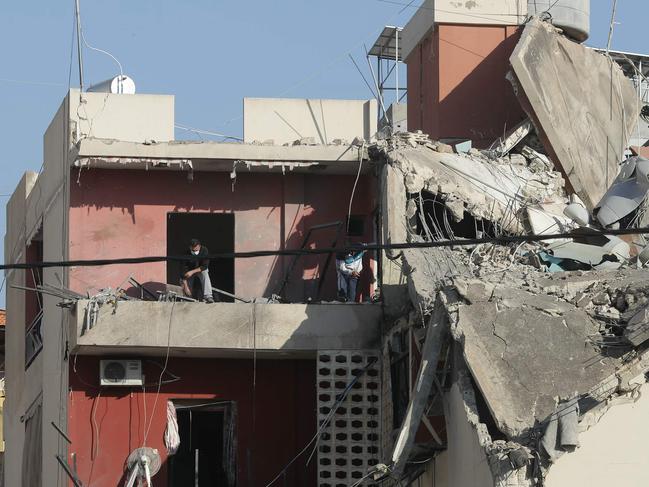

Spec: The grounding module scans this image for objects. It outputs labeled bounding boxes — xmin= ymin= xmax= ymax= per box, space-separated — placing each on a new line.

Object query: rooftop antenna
xmin=74 ymin=0 xmax=84 ymax=91
xmin=74 ymin=0 xmax=131 ymax=94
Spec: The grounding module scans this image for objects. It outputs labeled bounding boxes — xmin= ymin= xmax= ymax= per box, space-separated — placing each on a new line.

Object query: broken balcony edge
xmin=69 ymin=300 xmax=384 ymax=358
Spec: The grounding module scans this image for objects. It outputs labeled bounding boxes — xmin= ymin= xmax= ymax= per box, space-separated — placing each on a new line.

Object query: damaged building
xmin=376 ymin=1 xmax=649 ymax=487
xmin=5 ymin=1 xmax=649 ymax=487
xmin=4 ymin=92 xmax=383 ymax=486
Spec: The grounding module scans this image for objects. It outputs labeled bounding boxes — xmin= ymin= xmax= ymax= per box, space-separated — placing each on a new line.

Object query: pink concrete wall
xmin=407 ymin=24 xmax=526 ymax=148
xmin=68 ymin=169 xmax=375 ymax=301
xmin=69 ymin=356 xmax=316 ymax=487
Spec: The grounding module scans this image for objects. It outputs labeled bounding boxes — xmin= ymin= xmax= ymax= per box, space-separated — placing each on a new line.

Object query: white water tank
xmin=87 ymin=75 xmax=136 ymax=94
xmin=527 ymin=0 xmax=590 ymax=42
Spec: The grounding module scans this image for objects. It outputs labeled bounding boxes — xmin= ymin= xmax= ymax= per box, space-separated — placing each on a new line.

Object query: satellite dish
xmin=563 ymin=202 xmax=590 ymax=227
xmin=124 ymin=447 xmax=161 ymax=487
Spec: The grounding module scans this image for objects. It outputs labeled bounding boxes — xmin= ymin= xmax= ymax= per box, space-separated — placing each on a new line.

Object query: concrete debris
xmin=527 ymin=202 xmax=576 ymax=239
xmin=291 ymin=136 xmax=317 ymax=146
xmin=378 ymin=15 xmax=648 ymax=487
xmin=624 ymin=303 xmax=649 ymax=347
xmin=541 ymin=396 xmax=580 ymax=462
xmin=81 ymin=288 xmax=124 ymax=335
xmin=489 ymin=119 xmax=533 ymax=158
xmin=509 ymin=17 xmax=639 ymax=211
xmin=520 ymin=146 xmax=553 ymax=174
xmin=383 ymin=143 xmax=565 ymax=234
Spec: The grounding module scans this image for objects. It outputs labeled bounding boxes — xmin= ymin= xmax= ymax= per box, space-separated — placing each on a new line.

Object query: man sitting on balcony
xmin=336 ymin=243 xmax=364 ymax=302
xmin=181 ymin=238 xmax=215 ymax=303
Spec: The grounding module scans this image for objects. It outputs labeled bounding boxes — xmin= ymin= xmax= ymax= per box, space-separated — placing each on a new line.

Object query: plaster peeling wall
xmin=434 ymin=0 xmax=527 ymax=25
xmin=545 ymin=382 xmax=649 ymax=487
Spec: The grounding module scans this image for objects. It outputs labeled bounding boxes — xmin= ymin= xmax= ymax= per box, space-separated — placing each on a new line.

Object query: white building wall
xmin=442 ymin=378 xmax=493 ymax=487
xmin=69 ymin=89 xmax=175 ymax=143
xmin=243 ymin=97 xmax=377 ymax=145
xmin=4 ymin=172 xmax=39 ymax=487
xmin=545 ymin=382 xmax=649 ymax=487
xmin=4 ymin=88 xmax=174 ymax=486
xmin=434 ymin=0 xmax=527 ymax=25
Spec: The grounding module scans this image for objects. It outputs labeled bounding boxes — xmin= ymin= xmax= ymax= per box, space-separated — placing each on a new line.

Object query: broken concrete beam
xmin=509 ymin=17 xmax=639 ymax=210
xmin=391 ymin=293 xmax=449 ymax=477
xmin=449 ymin=276 xmax=621 ymax=439
xmin=624 ymin=305 xmax=649 ymax=347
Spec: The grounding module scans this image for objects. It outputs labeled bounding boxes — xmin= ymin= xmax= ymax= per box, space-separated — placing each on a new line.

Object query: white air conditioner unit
xmin=100 ymin=359 xmax=143 ymax=387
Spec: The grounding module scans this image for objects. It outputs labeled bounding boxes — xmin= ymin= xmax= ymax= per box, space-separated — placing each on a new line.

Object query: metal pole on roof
xmin=606 ymin=0 xmax=619 ymax=54
xmin=365 ymin=45 xmax=389 ymax=126
xmin=75 ymin=0 xmax=84 ymax=92
xmin=395 ymin=28 xmax=399 ymax=105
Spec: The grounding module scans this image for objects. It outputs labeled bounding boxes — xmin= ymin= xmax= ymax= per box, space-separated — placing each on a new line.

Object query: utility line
xmin=3 ymin=227 xmax=649 ymax=271
xmin=372 ymin=0 xmax=576 ymax=16
xmin=0 ymin=78 xmax=65 ymax=88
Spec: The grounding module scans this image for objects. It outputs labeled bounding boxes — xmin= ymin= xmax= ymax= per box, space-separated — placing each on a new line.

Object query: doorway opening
xmin=166 ymin=213 xmax=235 ymax=301
xmin=168 ymin=401 xmax=237 ymax=487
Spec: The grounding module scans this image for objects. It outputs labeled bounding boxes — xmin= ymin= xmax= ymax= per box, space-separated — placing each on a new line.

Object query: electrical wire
xmin=347 ymin=142 xmax=365 ymax=233
xmin=350 ymin=470 xmax=376 ymax=487
xmin=80 ymin=26 xmax=124 ymax=80
xmin=174 ymin=124 xmax=243 ymax=142
xmin=263 ymin=358 xmax=377 ymax=487
xmin=143 ymin=300 xmax=176 ymax=446
xmin=0 ymin=78 xmax=65 ymax=88
xmin=6 ymin=227 xmax=649 ymax=271
xmin=91 ymin=388 xmax=102 ymax=460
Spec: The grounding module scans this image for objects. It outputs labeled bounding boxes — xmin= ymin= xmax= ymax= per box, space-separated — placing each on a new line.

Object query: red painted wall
xmin=407 ymin=24 xmax=525 ymax=148
xmin=69 ymin=357 xmax=316 ymax=487
xmin=68 ymin=169 xmax=376 ymax=302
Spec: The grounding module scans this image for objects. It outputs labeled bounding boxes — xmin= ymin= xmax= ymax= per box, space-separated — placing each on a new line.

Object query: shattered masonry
xmin=378 ymin=14 xmax=649 ymax=487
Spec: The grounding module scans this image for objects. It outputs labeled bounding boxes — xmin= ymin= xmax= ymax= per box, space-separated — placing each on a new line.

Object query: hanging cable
xmin=143 ymin=300 xmax=176 ymax=446
xmin=263 ymin=357 xmax=377 ymax=487
xmin=80 ymin=28 xmax=123 ymax=79
xmin=6 ymin=227 xmax=649 ymax=271
xmin=347 ymin=142 xmax=365 ymax=233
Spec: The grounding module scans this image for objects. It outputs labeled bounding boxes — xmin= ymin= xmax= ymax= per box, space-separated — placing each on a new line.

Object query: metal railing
xmin=25 ymin=310 xmax=43 ymax=368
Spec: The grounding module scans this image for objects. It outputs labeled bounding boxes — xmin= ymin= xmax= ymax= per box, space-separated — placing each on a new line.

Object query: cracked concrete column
xmin=380 ymin=162 xmax=410 ymax=315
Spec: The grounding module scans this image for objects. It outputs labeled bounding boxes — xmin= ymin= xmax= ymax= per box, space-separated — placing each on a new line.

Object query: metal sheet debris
xmin=594 ymin=156 xmax=649 ymax=227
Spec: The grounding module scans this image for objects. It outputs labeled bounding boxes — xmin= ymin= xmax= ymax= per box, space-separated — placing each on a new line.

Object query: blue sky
xmin=0 ymin=1 xmax=647 ymax=305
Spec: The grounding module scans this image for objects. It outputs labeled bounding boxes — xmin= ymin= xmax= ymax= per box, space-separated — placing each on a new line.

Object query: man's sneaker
xmin=204 ymin=297 xmax=215 ymax=304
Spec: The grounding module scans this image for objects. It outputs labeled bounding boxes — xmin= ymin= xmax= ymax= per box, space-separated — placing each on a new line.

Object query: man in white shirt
xmin=336 ymin=245 xmax=364 ymax=302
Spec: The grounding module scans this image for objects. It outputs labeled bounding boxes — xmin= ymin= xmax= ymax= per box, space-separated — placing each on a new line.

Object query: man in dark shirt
xmin=181 ymin=238 xmax=214 ymax=303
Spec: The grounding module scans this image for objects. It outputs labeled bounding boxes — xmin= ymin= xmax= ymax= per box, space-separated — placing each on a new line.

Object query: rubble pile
xmin=378 ymin=15 xmax=649 ymax=487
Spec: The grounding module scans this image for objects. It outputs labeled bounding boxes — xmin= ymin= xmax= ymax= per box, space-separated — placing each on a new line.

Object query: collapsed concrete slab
xmin=384 ymin=144 xmax=565 ymax=234
xmin=509 ymin=18 xmax=639 ymax=210
xmin=449 ymin=268 xmax=649 ymax=440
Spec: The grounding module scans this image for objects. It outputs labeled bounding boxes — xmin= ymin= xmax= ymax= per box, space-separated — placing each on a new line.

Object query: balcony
xmin=68 ymin=300 xmax=383 ymax=357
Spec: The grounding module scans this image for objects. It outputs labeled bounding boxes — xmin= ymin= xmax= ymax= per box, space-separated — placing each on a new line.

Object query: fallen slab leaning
xmin=509 ymin=17 xmax=639 ymax=211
